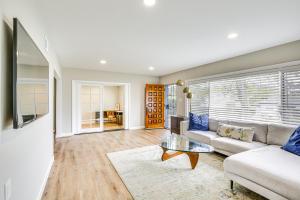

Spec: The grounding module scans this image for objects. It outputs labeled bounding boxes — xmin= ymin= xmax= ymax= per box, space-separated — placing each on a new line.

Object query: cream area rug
xmin=107 ymin=145 xmax=266 ymax=200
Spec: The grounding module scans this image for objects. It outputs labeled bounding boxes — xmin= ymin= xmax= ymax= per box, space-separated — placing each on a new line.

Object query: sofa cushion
xmin=217 ymin=123 xmax=254 ymax=142
xmin=184 ymin=130 xmax=218 ymax=145
xmin=268 ymin=123 xmax=296 ymax=146
xmin=209 ymin=118 xmax=228 ymax=132
xmin=211 ymin=137 xmax=266 ymax=154
xmin=228 ymin=120 xmax=268 ymax=143
xmin=224 ymin=145 xmax=300 ymax=200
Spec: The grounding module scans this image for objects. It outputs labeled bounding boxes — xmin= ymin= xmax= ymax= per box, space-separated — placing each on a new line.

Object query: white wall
xmin=159 ymin=40 xmax=300 ymax=116
xmin=0 ymin=1 xmax=62 ymax=200
xmin=62 ymin=68 xmax=158 ymax=134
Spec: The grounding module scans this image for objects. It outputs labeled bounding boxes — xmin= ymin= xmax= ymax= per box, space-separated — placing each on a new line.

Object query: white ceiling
xmin=40 ymin=0 xmax=300 ymax=76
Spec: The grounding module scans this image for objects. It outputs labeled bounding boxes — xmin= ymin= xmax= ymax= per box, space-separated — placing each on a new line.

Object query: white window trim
xmin=186 ymin=60 xmax=300 ymax=84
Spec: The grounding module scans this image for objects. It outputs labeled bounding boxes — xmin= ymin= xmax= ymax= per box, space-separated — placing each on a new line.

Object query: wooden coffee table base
xmin=161 ymin=147 xmax=199 ymax=169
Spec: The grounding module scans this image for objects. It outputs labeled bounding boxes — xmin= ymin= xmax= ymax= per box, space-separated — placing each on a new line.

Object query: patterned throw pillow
xmin=217 ymin=123 xmax=254 ymax=143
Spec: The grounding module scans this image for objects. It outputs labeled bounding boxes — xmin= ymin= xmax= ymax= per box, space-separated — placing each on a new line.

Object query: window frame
xmin=165 ymin=84 xmax=177 ymax=129
xmin=167 ymin=84 xmax=177 ymax=116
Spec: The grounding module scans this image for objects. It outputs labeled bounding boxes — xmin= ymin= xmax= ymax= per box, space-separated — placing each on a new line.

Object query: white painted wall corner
xmin=36 ymin=155 xmax=54 ymax=200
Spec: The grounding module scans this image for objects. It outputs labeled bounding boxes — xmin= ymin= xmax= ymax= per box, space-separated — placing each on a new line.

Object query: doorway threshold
xmin=103 ymin=128 xmax=125 ymax=132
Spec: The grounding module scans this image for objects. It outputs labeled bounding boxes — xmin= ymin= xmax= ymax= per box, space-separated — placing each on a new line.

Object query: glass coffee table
xmin=160 ymin=133 xmax=214 ymax=169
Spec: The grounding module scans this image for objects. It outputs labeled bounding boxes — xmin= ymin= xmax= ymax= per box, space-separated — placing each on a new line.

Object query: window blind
xmin=188 ymin=65 xmax=300 ymax=126
xmin=189 ymin=81 xmax=209 ymax=115
xmin=209 ymin=72 xmax=281 ymax=123
xmin=281 ymin=70 xmax=300 ymax=125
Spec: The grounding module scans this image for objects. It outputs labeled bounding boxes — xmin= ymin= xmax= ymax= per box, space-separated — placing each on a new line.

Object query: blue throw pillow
xmin=188 ymin=112 xmax=209 ymax=131
xmin=282 ymin=126 xmax=300 ymax=156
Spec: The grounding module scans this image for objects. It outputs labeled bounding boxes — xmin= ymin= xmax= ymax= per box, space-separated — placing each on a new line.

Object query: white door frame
xmin=54 ymin=70 xmax=63 ymax=138
xmin=72 ymin=80 xmax=130 ymax=135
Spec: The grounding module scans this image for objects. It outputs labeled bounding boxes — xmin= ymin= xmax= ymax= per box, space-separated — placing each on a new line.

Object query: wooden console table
xmin=170 ymin=115 xmax=187 ymax=134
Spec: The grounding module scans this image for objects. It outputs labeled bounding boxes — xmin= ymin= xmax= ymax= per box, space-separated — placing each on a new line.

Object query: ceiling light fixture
xmin=100 ymin=60 xmax=107 ymax=64
xmin=148 ymin=66 xmax=155 ymax=71
xmin=144 ymin=0 xmax=156 ymax=7
xmin=227 ymin=32 xmax=239 ymax=39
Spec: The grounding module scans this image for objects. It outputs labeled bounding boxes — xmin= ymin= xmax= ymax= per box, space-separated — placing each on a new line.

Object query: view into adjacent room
xmin=80 ymin=84 xmax=125 ymax=132
xmin=103 ymin=85 xmax=124 ymax=131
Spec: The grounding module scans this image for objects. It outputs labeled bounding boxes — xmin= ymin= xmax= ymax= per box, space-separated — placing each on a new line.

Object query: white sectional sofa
xmin=180 ymin=119 xmax=300 ymax=200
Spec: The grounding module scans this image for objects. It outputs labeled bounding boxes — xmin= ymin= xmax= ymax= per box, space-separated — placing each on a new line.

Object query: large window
xmin=209 ymin=72 xmax=281 ymax=123
xmin=188 ymin=66 xmax=300 ymax=125
xmin=167 ymin=84 xmax=177 ymax=116
xmin=189 ymin=81 xmax=209 ymax=115
xmin=281 ymin=70 xmax=300 ymax=125
xmin=165 ymin=84 xmax=177 ymax=128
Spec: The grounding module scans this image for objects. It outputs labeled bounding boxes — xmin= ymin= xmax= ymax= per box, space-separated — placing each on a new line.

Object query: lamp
xmin=175 ymin=80 xmax=193 ymax=114
xmin=183 ymin=87 xmax=189 ymax=93
xmin=176 ymin=80 xmax=184 ymax=86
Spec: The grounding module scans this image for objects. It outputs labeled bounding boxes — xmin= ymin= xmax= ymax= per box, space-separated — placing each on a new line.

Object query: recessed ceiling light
xmin=227 ymin=32 xmax=239 ymax=39
xmin=148 ymin=66 xmax=155 ymax=71
xmin=100 ymin=60 xmax=107 ymax=64
xmin=144 ymin=0 xmax=156 ymax=7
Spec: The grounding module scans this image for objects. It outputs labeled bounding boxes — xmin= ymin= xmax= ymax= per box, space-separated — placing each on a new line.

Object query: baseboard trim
xmin=37 ymin=155 xmax=54 ymax=200
xmin=129 ymin=126 xmax=145 ymax=130
xmin=57 ymin=132 xmax=74 ymax=138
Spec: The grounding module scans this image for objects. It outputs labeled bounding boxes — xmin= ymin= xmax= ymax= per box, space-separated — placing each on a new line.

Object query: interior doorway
xmin=103 ymin=85 xmax=125 ymax=131
xmin=53 ymin=77 xmax=57 ymax=146
xmin=72 ymin=81 xmax=129 ymax=134
xmin=52 ymin=71 xmax=63 ymax=139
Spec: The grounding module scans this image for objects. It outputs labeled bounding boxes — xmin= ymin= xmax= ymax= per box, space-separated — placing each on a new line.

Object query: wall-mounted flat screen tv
xmin=13 ymin=18 xmax=49 ymax=129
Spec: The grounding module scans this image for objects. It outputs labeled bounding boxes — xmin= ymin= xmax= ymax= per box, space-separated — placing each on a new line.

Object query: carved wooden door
xmin=145 ymin=84 xmax=165 ymax=129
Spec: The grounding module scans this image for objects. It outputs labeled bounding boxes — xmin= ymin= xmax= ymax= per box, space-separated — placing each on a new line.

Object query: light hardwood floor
xmin=42 ymin=129 xmax=167 ymax=200
xmin=81 ymin=122 xmax=124 ymax=130
xmin=104 ymin=122 xmax=124 ymax=131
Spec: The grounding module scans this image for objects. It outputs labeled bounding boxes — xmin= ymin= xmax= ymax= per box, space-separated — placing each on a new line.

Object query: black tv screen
xmin=13 ymin=18 xmax=49 ymax=129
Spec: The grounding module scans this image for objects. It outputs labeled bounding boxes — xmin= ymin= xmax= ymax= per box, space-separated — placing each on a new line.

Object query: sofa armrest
xmin=180 ymin=120 xmax=189 ymax=134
